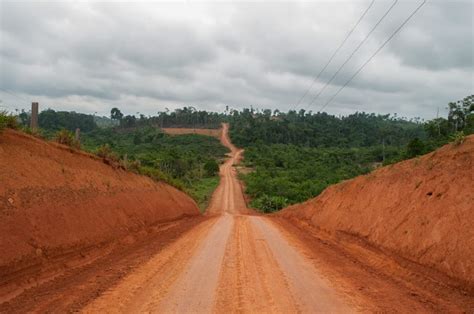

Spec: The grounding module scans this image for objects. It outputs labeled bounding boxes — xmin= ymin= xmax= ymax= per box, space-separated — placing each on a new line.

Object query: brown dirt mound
xmin=279 ymin=136 xmax=474 ymax=287
xmin=0 ymin=130 xmax=199 ymax=285
xmin=162 ymin=127 xmax=221 ymax=138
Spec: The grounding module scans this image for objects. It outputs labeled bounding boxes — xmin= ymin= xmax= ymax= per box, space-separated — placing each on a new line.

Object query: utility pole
xmin=30 ymin=102 xmax=39 ymax=130
xmin=382 ymin=137 xmax=385 ymax=163
xmin=75 ymin=128 xmax=81 ymax=143
xmin=436 ymin=107 xmax=441 ymax=136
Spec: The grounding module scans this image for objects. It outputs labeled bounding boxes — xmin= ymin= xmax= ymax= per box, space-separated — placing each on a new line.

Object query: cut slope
xmin=279 ymin=136 xmax=474 ymax=286
xmin=0 ymin=130 xmax=199 ymax=279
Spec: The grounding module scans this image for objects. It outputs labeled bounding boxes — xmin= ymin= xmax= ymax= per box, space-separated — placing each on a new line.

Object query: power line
xmin=293 ymin=0 xmax=375 ymax=110
xmin=304 ymin=0 xmax=399 ymax=111
xmin=319 ymin=0 xmax=427 ymax=112
xmin=0 ymin=87 xmax=31 ymax=104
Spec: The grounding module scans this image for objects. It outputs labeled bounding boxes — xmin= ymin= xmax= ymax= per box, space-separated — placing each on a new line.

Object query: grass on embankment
xmin=186 ymin=177 xmax=220 ymax=213
xmin=81 ymin=126 xmax=228 ymax=213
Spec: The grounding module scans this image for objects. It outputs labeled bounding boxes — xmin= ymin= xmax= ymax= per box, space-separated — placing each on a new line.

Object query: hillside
xmin=279 ymin=135 xmax=474 ymax=287
xmin=0 ymin=130 xmax=200 ymax=298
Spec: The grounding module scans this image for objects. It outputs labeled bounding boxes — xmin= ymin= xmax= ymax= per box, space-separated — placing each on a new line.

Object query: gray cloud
xmin=0 ymin=0 xmax=472 ymax=118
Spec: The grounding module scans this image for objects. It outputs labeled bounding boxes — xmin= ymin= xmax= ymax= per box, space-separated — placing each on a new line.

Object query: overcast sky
xmin=0 ymin=0 xmax=472 ymax=119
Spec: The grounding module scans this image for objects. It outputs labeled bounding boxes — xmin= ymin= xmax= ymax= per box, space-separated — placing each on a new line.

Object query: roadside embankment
xmin=0 ymin=129 xmax=200 ymax=291
xmin=279 ymin=135 xmax=474 ymax=288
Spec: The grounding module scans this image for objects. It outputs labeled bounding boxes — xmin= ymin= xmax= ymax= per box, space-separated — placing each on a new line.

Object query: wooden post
xmin=30 ymin=102 xmax=39 ymax=130
xmin=75 ymin=128 xmax=80 ymax=143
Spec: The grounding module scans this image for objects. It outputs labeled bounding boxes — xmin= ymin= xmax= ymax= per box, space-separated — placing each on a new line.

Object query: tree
xmin=448 ymin=102 xmax=465 ymax=132
xmin=204 ymin=159 xmax=219 ymax=177
xmin=111 ymin=107 xmax=123 ymax=121
xmin=19 ymin=109 xmax=29 ymax=126
xmin=406 ymin=138 xmax=425 ymax=158
xmin=38 ymin=109 xmax=97 ymax=132
xmin=120 ymin=115 xmax=136 ymax=128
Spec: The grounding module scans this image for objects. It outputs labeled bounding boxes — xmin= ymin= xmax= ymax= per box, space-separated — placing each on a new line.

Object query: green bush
xmin=139 ymin=166 xmax=186 ymax=191
xmin=0 ymin=111 xmax=18 ymax=131
xmin=450 ymin=131 xmax=466 ymax=146
xmin=204 ymin=159 xmax=219 ymax=177
xmin=126 ymin=159 xmax=141 ymax=172
xmin=406 ymin=138 xmax=425 ymax=158
xmin=240 ymin=144 xmax=380 ymax=211
xmin=250 ymin=194 xmax=289 ymax=213
xmin=54 ymin=129 xmax=79 ymax=148
xmin=186 ymin=177 xmax=220 ymax=212
xmin=96 ymin=144 xmax=118 ymax=161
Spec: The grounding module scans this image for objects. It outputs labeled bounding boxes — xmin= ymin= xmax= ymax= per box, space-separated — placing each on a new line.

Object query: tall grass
xmin=0 ymin=111 xmax=18 ymax=131
xmin=54 ymin=129 xmax=80 ymax=149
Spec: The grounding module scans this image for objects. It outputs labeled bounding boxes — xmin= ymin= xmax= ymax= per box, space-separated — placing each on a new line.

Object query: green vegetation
xmin=3 ymin=94 xmax=472 ymax=213
xmin=187 ymin=177 xmax=220 ymax=212
xmin=109 ymin=106 xmax=224 ymax=129
xmin=82 ymin=126 xmax=228 ymax=209
xmin=406 ymin=138 xmax=425 ymax=158
xmin=228 ymin=110 xmax=424 ymax=148
xmin=7 ymin=106 xmax=228 ymax=211
xmin=241 ymin=145 xmax=381 ymax=212
xmin=54 ymin=129 xmax=80 ymax=148
xmin=0 ymin=111 xmax=18 ymax=131
xmin=38 ymin=109 xmax=97 ymax=132
xmin=451 ymin=131 xmax=466 ymax=146
xmin=230 ymin=95 xmax=473 ymax=212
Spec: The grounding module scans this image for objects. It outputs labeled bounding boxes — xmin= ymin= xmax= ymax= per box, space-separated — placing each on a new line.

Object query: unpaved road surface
xmin=2 ymin=124 xmax=472 ymax=313
xmin=83 ymin=123 xmax=354 ymax=313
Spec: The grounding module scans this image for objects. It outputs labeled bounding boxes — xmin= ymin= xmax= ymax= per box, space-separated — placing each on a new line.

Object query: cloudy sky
xmin=0 ymin=0 xmax=472 ymax=119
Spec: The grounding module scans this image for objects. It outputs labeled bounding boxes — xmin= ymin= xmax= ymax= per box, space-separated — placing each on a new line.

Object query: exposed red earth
xmin=279 ymin=135 xmax=474 ymax=286
xmin=0 ymin=130 xmax=199 ymax=308
xmin=162 ymin=127 xmax=222 ymax=138
xmin=0 ymin=126 xmax=472 ymax=312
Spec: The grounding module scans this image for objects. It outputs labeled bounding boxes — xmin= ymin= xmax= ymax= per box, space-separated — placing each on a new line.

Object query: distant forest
xmin=229 ymin=95 xmax=473 ymax=212
xmin=6 ymin=94 xmax=473 ymax=212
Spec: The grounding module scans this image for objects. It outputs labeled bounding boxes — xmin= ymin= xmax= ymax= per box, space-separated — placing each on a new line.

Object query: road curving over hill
xmin=1 ymin=125 xmax=472 ymax=312
xmin=83 ymin=123 xmax=356 ymax=313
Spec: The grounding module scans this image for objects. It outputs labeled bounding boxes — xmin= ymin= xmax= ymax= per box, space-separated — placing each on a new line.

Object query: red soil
xmin=0 ymin=130 xmax=199 ymax=298
xmin=162 ymin=127 xmax=221 ymax=138
xmin=279 ymin=135 xmax=474 ymax=288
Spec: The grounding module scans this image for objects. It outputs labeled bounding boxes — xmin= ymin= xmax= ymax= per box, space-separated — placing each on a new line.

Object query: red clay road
xmin=83 ymin=123 xmax=353 ymax=313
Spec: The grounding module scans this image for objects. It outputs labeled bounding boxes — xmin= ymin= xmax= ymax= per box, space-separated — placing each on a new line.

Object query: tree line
xmin=232 ymin=95 xmax=473 ymax=212
xmin=110 ymin=106 xmax=223 ymax=129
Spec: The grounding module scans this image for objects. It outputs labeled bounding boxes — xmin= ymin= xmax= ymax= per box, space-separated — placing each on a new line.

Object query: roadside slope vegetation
xmin=279 ymin=135 xmax=474 ymax=287
xmin=0 ymin=130 xmax=199 ymax=285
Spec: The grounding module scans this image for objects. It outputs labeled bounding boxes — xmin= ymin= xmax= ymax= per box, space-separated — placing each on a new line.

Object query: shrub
xmin=250 ymin=194 xmax=289 ymax=213
xmin=204 ymin=159 xmax=219 ymax=177
xmin=450 ymin=131 xmax=466 ymax=146
xmin=0 ymin=111 xmax=18 ymax=131
xmin=406 ymin=138 xmax=425 ymax=158
xmin=126 ymin=159 xmax=141 ymax=172
xmin=21 ymin=126 xmax=44 ymax=138
xmin=96 ymin=144 xmax=119 ymax=161
xmin=54 ymin=129 xmax=80 ymax=148
xmin=139 ymin=166 xmax=186 ymax=191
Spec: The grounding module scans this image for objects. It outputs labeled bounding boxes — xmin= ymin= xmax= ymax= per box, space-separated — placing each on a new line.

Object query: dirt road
xmin=2 ymin=124 xmax=471 ymax=313
xmin=81 ymin=123 xmax=354 ymax=312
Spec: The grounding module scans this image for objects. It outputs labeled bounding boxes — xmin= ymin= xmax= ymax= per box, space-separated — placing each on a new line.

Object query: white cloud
xmin=0 ymin=0 xmax=472 ymax=119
